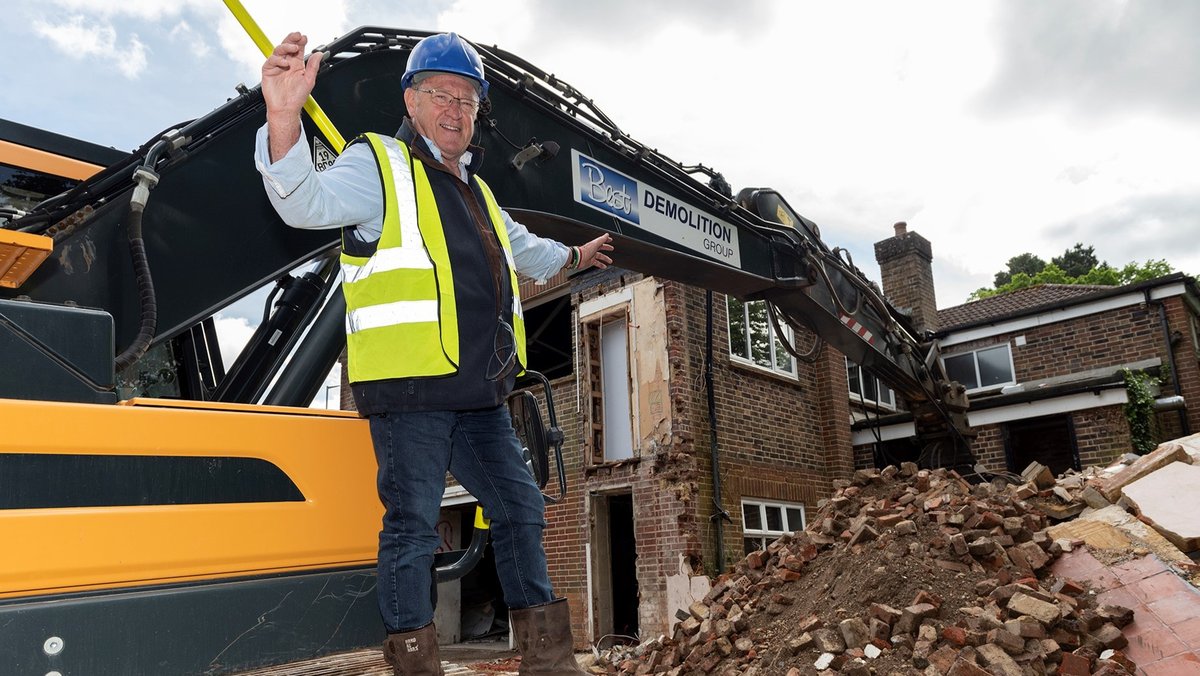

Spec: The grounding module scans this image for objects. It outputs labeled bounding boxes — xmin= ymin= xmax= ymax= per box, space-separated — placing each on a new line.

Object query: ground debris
xmin=590 ymin=466 xmax=1139 ymax=675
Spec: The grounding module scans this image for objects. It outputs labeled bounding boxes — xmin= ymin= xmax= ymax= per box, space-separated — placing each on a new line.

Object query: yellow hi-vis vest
xmin=341 ymin=133 xmax=527 ymax=383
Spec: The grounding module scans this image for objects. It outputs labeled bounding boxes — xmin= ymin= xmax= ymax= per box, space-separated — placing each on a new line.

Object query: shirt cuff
xmin=254 ymin=123 xmax=311 ymax=199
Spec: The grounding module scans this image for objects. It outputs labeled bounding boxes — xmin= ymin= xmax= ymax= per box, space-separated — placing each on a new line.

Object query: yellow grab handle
xmin=221 ymin=0 xmax=348 ymax=153
xmin=474 ymin=505 xmax=490 ymax=530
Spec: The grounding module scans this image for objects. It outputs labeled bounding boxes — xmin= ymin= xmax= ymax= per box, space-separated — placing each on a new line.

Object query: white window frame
xmin=846 ymin=358 xmax=895 ymax=410
xmin=741 ymin=499 xmax=806 ymax=553
xmin=726 ymin=297 xmax=798 ymax=378
xmin=942 ymin=343 xmax=1017 ymax=393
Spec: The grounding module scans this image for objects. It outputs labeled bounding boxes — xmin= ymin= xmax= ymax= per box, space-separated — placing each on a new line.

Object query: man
xmin=256 ymin=31 xmax=613 ymax=676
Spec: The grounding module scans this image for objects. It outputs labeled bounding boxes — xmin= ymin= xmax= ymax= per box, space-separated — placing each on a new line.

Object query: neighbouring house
xmin=854 ymin=224 xmax=1200 ymax=479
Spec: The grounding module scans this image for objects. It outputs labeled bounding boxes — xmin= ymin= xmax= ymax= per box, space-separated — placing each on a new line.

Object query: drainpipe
xmin=1148 ymin=290 xmax=1191 ymax=435
xmin=705 ymin=291 xmax=732 ymax=573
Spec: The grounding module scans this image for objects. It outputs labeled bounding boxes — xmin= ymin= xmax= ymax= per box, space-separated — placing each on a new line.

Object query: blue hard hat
xmin=401 ymin=33 xmax=488 ymax=98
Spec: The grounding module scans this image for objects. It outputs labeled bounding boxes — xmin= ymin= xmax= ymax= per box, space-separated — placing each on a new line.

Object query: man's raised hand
xmin=263 ymin=32 xmax=323 ymax=161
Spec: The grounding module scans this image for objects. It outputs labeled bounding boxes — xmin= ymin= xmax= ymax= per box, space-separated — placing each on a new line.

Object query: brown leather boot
xmin=510 ymin=598 xmax=586 ymax=674
xmin=381 ymin=622 xmax=444 ymax=676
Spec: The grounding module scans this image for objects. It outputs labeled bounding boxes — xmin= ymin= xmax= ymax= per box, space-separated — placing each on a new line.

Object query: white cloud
xmin=33 ymin=14 xmax=149 ymax=78
xmin=117 ymin=34 xmax=149 ymax=78
xmin=169 ymin=20 xmax=210 ymax=58
xmin=212 ymin=313 xmax=257 ymax=369
xmin=37 ymin=0 xmax=212 ymax=21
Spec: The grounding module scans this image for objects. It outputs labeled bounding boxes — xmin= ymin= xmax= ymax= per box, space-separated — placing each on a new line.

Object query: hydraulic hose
xmin=112 ymin=131 xmax=186 ymax=373
xmin=113 ymin=202 xmax=157 ymax=372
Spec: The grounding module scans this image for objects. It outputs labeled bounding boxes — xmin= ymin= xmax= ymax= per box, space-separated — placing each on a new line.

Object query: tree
xmin=1051 ymin=243 xmax=1101 ymax=278
xmin=970 ymin=258 xmax=1178 ymax=301
xmin=993 ymin=253 xmax=1046 ymax=288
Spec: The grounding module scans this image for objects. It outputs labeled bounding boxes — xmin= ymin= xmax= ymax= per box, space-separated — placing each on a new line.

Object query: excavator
xmin=0 ymin=26 xmax=974 ymax=676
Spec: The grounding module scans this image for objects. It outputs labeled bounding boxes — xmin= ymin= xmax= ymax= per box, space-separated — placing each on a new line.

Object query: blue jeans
xmin=368 ymin=405 xmax=555 ymax=632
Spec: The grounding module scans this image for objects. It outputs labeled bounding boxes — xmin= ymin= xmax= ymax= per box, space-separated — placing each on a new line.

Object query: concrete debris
xmin=1093 ymin=439 xmax=1192 ymax=502
xmin=1119 ymin=461 xmax=1200 ymax=553
xmin=591 ymin=464 xmax=1159 ymax=675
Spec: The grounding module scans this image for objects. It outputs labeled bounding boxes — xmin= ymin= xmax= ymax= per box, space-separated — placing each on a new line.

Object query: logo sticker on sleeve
xmin=570 ymin=149 xmax=740 ymax=267
xmin=313 ymin=137 xmax=336 ymax=172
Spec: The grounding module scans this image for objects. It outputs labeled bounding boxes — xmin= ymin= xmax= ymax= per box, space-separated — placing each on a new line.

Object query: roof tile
xmin=937 ymin=284 xmax=1111 ymax=331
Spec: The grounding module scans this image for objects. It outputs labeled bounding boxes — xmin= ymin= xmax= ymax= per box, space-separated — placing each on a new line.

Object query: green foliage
xmin=1122 ymin=369 xmax=1161 ymax=455
xmin=970 ymin=258 xmax=1178 ymax=301
xmin=1051 ymin=243 xmax=1100 ymax=278
xmin=993 ymin=253 xmax=1046 ymax=287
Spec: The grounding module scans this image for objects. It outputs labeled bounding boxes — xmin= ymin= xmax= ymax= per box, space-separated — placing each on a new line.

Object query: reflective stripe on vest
xmin=341 ymin=133 xmax=525 ymax=383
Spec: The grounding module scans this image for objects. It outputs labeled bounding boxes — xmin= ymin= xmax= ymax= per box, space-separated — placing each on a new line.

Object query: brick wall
xmin=665 ymin=283 xmax=850 ymax=575
xmin=1072 ymin=406 xmax=1133 ymax=468
xmin=1006 ymin=305 xmax=1161 ymax=383
xmin=852 ymin=441 xmax=874 ymax=470
xmin=962 ymin=424 xmax=1002 ymax=471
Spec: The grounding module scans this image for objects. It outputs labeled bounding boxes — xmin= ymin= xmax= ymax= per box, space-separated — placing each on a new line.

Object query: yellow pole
xmin=221 ymin=0 xmax=347 ymax=153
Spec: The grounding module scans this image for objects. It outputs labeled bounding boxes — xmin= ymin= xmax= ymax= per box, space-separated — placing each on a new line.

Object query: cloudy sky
xmin=6 ymin=0 xmax=1198 ymax=312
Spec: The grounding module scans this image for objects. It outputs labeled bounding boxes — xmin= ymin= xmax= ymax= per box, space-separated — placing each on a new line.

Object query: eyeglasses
xmin=486 ymin=315 xmax=518 ymax=381
xmin=414 ymin=87 xmax=481 ymax=116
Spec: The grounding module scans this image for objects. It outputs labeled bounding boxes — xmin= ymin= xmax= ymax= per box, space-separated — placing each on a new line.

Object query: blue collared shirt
xmin=254 ymin=124 xmax=569 ymax=282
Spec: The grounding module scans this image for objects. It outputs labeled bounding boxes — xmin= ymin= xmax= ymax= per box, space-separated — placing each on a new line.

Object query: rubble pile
xmin=593 ymin=464 xmax=1142 ymax=675
xmin=1020 ymin=437 xmax=1200 ymax=567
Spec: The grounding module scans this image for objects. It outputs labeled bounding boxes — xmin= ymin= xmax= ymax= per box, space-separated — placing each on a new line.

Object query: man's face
xmin=404 ymin=73 xmax=480 ymax=164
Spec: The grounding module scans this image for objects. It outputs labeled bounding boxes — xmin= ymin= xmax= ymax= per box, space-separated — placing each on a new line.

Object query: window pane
xmin=977 ymin=345 xmax=1013 ymax=387
xmin=773 ymin=330 xmax=794 ymax=373
xmin=747 ymin=302 xmax=771 ymax=368
xmin=945 ymin=353 xmax=979 ymax=390
xmin=727 ymin=297 xmax=748 ymax=359
xmin=742 ymin=503 xmax=762 ymax=530
xmin=847 ymin=362 xmax=862 ymax=396
xmin=785 ymin=507 xmax=805 ymax=531
xmin=765 ymin=505 xmax=783 ymax=532
xmin=744 ymin=538 xmax=760 ymax=555
xmin=601 ymin=319 xmax=634 ymax=461
xmin=862 ymin=371 xmax=878 ymax=402
xmin=879 ymin=384 xmax=895 ymax=408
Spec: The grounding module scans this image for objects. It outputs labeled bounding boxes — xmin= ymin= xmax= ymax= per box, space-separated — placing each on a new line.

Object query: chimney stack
xmin=874 ymin=222 xmax=938 ymax=334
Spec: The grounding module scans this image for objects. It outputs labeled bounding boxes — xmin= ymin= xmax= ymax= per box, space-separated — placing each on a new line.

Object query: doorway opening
xmin=1004 ymin=414 xmax=1079 ymax=476
xmin=591 ymin=491 xmax=639 ymax=647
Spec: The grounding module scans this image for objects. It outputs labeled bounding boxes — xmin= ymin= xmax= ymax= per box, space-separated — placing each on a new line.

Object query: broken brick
xmin=1090 ymin=623 xmax=1127 ymax=650
xmin=1058 ymin=651 xmax=1091 ymax=675
xmin=895 ymin=603 xmax=938 ymax=635
xmin=868 ymin=602 xmax=902 ymax=626
xmin=1006 ymin=592 xmax=1060 ymax=625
